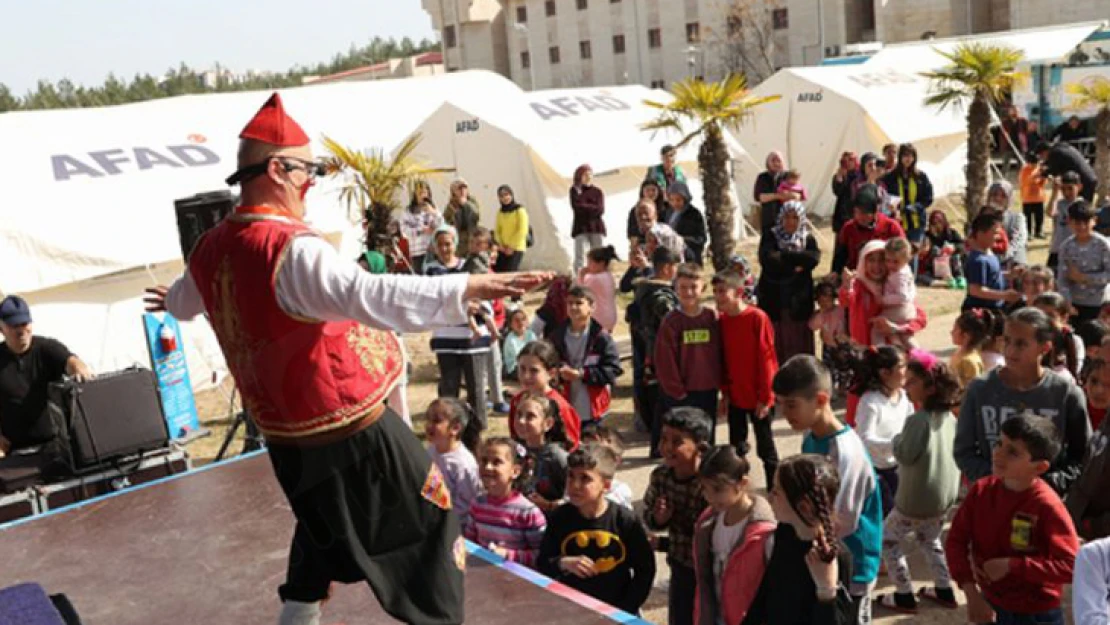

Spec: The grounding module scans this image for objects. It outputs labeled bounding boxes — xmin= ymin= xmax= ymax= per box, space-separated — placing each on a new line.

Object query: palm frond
xmin=921 ymin=42 xmax=1025 ymax=111
xmin=323 ymin=133 xmax=445 ymax=221
xmin=1066 ymin=77 xmax=1110 ymax=112
xmin=641 ymin=75 xmax=778 ymax=145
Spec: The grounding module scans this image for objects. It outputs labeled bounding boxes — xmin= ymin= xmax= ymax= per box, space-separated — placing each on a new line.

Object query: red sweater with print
xmin=654 ymin=307 xmax=724 ymax=399
xmin=945 ymin=476 xmax=1079 ymax=613
xmin=720 ymin=306 xmax=778 ymax=410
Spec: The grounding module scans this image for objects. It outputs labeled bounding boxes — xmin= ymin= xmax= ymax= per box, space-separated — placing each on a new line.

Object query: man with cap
xmin=0 ymin=295 xmax=94 ymax=457
xmin=145 ymin=93 xmax=550 ymax=625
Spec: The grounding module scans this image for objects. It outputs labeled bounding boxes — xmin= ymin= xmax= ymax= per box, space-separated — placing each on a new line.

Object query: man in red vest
xmin=145 ymin=93 xmax=549 ymax=625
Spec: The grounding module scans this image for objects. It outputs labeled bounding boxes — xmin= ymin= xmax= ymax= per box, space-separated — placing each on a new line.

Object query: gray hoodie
xmin=955 ymin=368 xmax=1090 ymax=495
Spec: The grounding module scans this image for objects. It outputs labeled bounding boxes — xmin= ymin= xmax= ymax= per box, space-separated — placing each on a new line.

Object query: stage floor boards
xmin=0 ymin=454 xmax=618 ymax=625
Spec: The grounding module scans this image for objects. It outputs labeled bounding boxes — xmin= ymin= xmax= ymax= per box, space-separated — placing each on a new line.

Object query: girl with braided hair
xmin=744 ymin=453 xmax=852 ymax=625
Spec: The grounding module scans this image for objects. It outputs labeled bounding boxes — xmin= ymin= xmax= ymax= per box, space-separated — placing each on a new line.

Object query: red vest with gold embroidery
xmin=187 ymin=209 xmax=403 ymax=439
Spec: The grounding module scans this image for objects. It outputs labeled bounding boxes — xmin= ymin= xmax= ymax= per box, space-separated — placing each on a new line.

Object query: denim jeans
xmin=989 ymin=605 xmax=1065 ymax=625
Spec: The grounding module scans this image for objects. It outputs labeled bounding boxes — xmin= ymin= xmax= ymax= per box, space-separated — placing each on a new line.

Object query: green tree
xmin=1066 ymin=77 xmax=1110 ymax=203
xmin=644 ymin=75 xmax=779 ymax=270
xmin=922 ymin=43 xmax=1024 ymax=218
xmin=0 ymin=84 xmax=19 ymax=112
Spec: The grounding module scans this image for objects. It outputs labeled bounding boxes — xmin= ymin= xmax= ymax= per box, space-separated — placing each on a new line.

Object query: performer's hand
xmin=144 ymin=286 xmax=169 ymax=312
xmin=559 ymin=556 xmax=598 ymax=578
xmin=465 ymin=271 xmax=554 ymax=301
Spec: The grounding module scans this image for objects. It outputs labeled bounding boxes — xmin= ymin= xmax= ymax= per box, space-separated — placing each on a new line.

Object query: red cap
xmin=238 ymin=93 xmax=309 ymax=147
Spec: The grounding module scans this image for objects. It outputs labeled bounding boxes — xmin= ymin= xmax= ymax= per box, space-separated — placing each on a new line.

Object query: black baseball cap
xmin=0 ymin=296 xmax=31 ymax=326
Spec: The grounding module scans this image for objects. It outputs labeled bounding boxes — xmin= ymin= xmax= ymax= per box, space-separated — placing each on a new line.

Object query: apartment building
xmin=303 ymin=52 xmax=445 ymax=85
xmin=419 ymin=0 xmax=1110 ymax=89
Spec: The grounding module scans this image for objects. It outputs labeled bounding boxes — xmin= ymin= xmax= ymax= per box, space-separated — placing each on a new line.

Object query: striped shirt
xmin=465 ymin=492 xmax=547 ymax=567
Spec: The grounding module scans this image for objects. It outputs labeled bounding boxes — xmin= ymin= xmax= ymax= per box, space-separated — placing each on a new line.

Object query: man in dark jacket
xmin=1038 ymin=141 xmax=1097 ymax=202
xmin=665 ymin=182 xmax=708 ymax=265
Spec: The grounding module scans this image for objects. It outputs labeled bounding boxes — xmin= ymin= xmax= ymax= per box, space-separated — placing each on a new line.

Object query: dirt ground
xmin=180 ymin=205 xmax=1066 ymax=625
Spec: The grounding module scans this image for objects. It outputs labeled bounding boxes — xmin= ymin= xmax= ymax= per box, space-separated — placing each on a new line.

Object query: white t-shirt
xmin=427 ymin=444 xmax=481 ymax=523
xmin=855 ymin=389 xmax=913 ymax=469
xmin=606 ymin=479 xmax=634 ymax=510
xmin=711 ymin=513 xmax=749 ymax=624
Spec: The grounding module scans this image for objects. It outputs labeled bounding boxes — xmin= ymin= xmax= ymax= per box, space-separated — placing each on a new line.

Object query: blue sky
xmin=0 ymin=0 xmax=436 ymax=94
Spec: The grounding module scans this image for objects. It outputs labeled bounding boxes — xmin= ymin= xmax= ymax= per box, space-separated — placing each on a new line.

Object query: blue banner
xmin=143 ymin=313 xmax=201 ymax=439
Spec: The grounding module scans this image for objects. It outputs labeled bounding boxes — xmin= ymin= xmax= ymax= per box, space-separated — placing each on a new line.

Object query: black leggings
xmin=1023 ymin=202 xmax=1045 ymax=237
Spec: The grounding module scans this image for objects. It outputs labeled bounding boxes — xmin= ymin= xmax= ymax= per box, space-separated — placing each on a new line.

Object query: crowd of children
xmin=387 ymin=147 xmax=1110 ymax=625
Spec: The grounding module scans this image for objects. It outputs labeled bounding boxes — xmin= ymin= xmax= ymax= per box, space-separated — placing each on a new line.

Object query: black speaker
xmin=174 ymin=191 xmax=237 ymax=261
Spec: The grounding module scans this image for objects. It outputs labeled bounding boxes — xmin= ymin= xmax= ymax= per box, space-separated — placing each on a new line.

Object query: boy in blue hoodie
xmin=772 ymin=354 xmax=883 ymax=625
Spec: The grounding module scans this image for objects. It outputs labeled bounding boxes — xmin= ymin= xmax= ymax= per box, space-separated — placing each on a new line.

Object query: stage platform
xmin=0 ymin=452 xmax=649 ymax=625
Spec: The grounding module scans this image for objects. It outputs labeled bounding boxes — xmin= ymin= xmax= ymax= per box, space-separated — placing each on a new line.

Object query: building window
xmin=686 ymin=22 xmax=700 ymax=43
xmin=610 ymin=0 xmax=621 ymax=3
xmin=549 ymin=46 xmax=561 ymax=64
xmin=651 ymin=79 xmax=666 ymax=89
xmin=727 ymin=15 xmax=742 ymax=36
xmin=516 ymin=5 xmax=527 ymax=23
xmin=545 ymin=0 xmax=556 ymax=16
xmin=577 ymin=0 xmax=588 ymax=9
xmin=580 ymin=40 xmax=592 ymax=59
xmin=648 ymin=28 xmax=662 ymax=49
xmin=521 ymin=51 xmax=531 ymax=69
xmin=773 ymin=8 xmax=789 ymax=29
xmin=444 ymin=25 xmax=457 ymax=48
xmin=612 ymin=34 xmax=626 ymax=54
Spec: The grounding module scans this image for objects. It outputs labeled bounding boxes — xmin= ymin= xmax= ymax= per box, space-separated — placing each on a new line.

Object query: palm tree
xmin=643 ymin=75 xmax=779 ymax=270
xmin=323 ymin=133 xmax=448 ymax=264
xmin=921 ymin=42 xmax=1025 ymax=219
xmin=1066 ymin=77 xmax=1110 ymax=203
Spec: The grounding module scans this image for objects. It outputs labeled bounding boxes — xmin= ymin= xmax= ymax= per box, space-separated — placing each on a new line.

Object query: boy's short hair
xmin=1062 ymin=171 xmax=1082 ymax=186
xmin=661 ymin=144 xmax=677 ymax=156
xmin=567 ymin=443 xmax=620 ymax=480
xmin=581 ymin=422 xmax=625 ymax=455
xmin=711 ymin=270 xmax=745 ymax=290
xmin=661 ymin=407 xmax=713 ymax=445
xmin=1077 ymin=320 xmax=1110 ymax=349
xmin=853 ymin=185 xmax=881 ymax=213
xmin=652 ymin=246 xmax=680 ymax=267
xmin=772 ymin=354 xmax=833 ymax=399
xmin=675 ymin=263 xmax=703 ymax=283
xmin=1033 ymin=291 xmax=1069 ymax=316
xmin=970 ymin=212 xmax=1002 ymax=235
xmin=1000 ymin=413 xmax=1062 ymax=463
xmin=566 ymin=285 xmax=596 ymax=305
xmin=1068 ymin=199 xmax=1097 ymax=222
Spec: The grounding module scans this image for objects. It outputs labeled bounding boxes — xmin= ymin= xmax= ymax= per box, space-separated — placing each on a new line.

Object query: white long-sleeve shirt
xmin=855 ymin=389 xmax=913 ymax=469
xmin=165 ymin=235 xmax=470 ymax=332
xmin=1074 ymin=538 xmax=1110 ymax=625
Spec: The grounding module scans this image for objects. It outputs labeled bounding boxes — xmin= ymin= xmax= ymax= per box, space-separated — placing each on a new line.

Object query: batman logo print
xmin=560 ymin=530 xmax=626 ymax=573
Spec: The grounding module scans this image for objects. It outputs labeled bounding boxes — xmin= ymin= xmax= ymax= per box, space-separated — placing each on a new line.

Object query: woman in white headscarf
xmin=757 ymin=201 xmax=821 ymax=363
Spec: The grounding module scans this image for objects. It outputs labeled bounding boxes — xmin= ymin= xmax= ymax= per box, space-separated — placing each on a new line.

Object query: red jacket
xmin=693 ymin=497 xmax=777 ymax=625
xmin=655 ymin=307 xmax=725 ymax=400
xmin=837 ymin=214 xmax=905 ymax=271
xmin=945 ymin=476 xmax=1078 ymax=614
xmin=509 ymin=388 xmax=582 ymax=451
xmin=720 ymin=307 xmax=777 ymax=410
xmin=189 ymin=208 xmax=403 ymax=439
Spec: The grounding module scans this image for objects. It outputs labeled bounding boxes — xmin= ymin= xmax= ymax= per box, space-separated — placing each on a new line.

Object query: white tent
xmin=406 ymin=84 xmax=755 ymax=267
xmin=733 ymin=64 xmax=968 ymax=219
xmin=0 ymin=71 xmax=746 ymax=386
xmin=0 ymin=71 xmax=525 ymax=387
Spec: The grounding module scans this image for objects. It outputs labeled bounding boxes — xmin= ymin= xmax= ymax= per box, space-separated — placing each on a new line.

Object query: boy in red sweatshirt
xmin=945 ymin=413 xmax=1079 ymax=625
xmin=712 ymin=270 xmax=779 ymax=486
xmin=655 ymin=263 xmax=725 ymax=445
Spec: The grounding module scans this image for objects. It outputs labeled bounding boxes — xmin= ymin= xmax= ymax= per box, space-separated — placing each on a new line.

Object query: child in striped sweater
xmin=465 ymin=437 xmax=547 ymax=567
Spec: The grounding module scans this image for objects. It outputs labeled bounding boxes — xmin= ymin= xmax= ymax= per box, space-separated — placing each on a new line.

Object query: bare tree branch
xmin=709 ymin=0 xmax=783 ymax=83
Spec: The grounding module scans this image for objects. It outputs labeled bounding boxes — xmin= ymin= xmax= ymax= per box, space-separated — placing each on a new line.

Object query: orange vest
xmin=188 ymin=207 xmax=403 ymax=439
